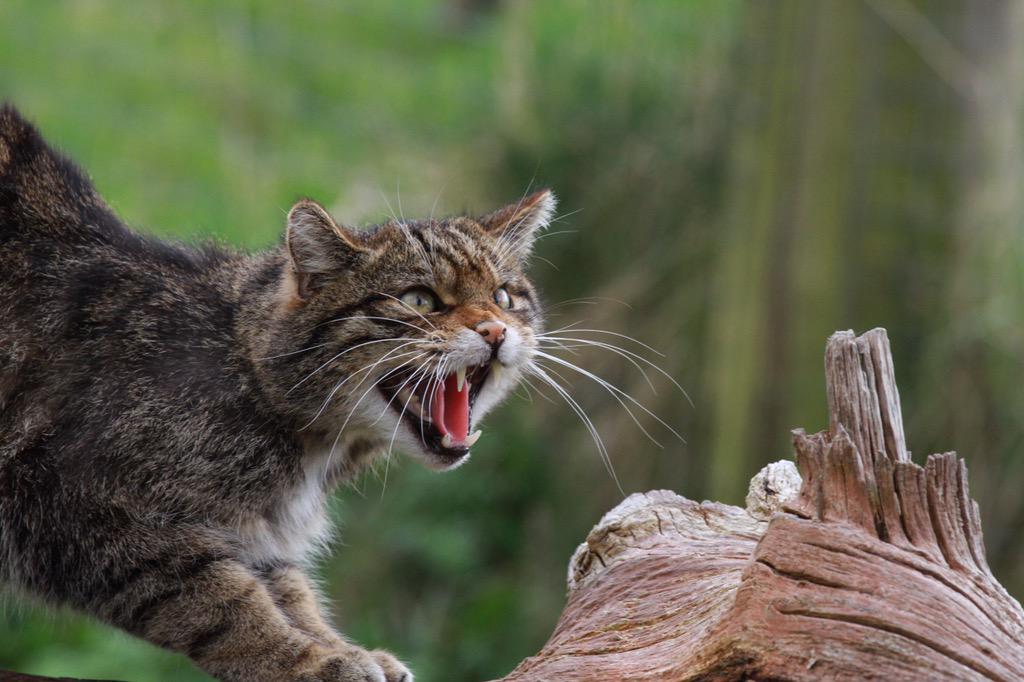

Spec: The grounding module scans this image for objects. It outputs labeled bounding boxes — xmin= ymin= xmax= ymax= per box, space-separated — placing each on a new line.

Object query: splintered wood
xmin=499 ymin=328 xmax=1024 ymax=681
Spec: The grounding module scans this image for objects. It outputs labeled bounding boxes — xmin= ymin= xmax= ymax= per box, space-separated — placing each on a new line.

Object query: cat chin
xmin=384 ymin=426 xmax=473 ymax=471
xmin=414 ymin=449 xmax=472 ymax=472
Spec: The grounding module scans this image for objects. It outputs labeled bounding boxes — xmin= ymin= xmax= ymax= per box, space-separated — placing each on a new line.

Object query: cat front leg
xmin=259 ymin=562 xmax=345 ymax=646
xmin=259 ymin=562 xmax=412 ymax=681
xmin=106 ymin=554 xmax=410 ymax=681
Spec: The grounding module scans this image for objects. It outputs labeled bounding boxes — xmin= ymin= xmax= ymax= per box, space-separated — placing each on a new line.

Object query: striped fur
xmin=0 ymin=105 xmax=551 ymax=682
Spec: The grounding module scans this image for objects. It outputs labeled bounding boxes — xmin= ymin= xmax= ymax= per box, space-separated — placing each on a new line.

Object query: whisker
xmin=422 ymin=355 xmax=448 ymax=444
xmin=535 ymin=357 xmax=662 ymax=448
xmin=333 ymin=348 xmax=427 ymax=438
xmin=255 ymin=343 xmax=328 ymax=361
xmin=302 ymin=348 xmax=426 ymax=430
xmin=544 ymin=296 xmax=634 ymax=311
xmin=371 ymin=355 xmax=434 ymax=427
xmin=526 ymin=362 xmax=623 ymax=496
xmin=396 ymin=178 xmax=405 ymax=224
xmin=534 ymin=338 xmax=583 ymax=357
xmin=546 ymin=207 xmax=584 ymax=225
xmin=323 ymin=350 xmax=431 ymax=480
xmin=533 ymin=350 xmax=685 ymax=445
xmin=538 ymin=320 xmax=590 ymax=336
xmin=398 ymin=222 xmax=432 ymax=271
xmin=429 ymin=182 xmax=448 ymax=223
xmin=315 ymin=314 xmax=436 ymax=336
xmin=517 ymin=374 xmax=557 ymax=405
xmin=539 ymin=328 xmax=665 ymax=357
xmin=382 ymin=365 xmax=433 ymax=498
xmin=373 ymin=291 xmax=438 ymax=331
xmin=532 ymin=229 xmax=578 ymax=243
xmin=532 ymin=255 xmax=560 ymax=271
xmin=378 ymin=186 xmax=402 ymax=227
xmin=539 ymin=338 xmax=657 ymax=394
xmin=537 ymin=335 xmax=691 ymax=404
xmin=286 ymin=337 xmax=413 ymax=395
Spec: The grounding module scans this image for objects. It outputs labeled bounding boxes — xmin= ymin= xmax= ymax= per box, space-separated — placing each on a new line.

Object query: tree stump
xmin=499 ymin=328 xmax=1024 ymax=681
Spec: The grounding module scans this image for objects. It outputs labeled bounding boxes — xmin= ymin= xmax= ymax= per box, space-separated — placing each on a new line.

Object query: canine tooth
xmin=441 ymin=433 xmax=454 ymax=449
xmin=465 ymin=430 xmax=482 ymax=447
xmin=491 ymin=362 xmax=503 ymax=384
xmin=456 ymin=366 xmax=467 ymax=392
xmin=398 ymin=387 xmax=413 ymax=404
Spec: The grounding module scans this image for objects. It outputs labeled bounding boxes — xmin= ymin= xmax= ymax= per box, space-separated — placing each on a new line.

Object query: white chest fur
xmin=237 ymin=455 xmax=333 ymax=567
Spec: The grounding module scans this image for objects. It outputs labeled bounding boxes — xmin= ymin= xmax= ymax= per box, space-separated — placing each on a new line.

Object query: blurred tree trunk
xmin=706 ymin=0 xmax=961 ymax=501
xmin=920 ymin=0 xmax=1024 ymax=595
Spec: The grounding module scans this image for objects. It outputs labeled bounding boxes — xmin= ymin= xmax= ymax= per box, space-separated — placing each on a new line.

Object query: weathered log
xmin=499 ymin=328 xmax=1024 ymax=681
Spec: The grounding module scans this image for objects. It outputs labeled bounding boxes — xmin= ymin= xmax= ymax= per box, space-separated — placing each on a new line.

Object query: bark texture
xmin=500 ymin=328 xmax=1024 ymax=681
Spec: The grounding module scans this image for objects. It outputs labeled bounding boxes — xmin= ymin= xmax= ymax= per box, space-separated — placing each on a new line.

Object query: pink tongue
xmin=430 ymin=373 xmax=470 ymax=444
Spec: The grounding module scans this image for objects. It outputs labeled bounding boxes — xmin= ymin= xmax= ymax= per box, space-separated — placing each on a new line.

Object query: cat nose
xmin=476 ymin=320 xmax=507 ymax=348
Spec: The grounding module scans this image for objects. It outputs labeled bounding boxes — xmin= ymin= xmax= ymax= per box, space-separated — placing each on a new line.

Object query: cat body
xmin=0 ymin=105 xmax=553 ymax=682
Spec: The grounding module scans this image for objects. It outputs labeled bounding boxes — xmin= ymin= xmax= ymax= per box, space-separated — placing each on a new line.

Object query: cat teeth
xmin=440 ymin=430 xmax=482 ymax=450
xmin=456 ymin=366 xmax=467 ymax=392
xmin=490 ymin=362 xmax=502 ymax=385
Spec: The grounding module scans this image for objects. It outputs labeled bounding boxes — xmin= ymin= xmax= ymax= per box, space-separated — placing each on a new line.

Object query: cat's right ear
xmin=478 ymin=189 xmax=556 ymax=263
xmin=285 ymin=199 xmax=365 ymax=301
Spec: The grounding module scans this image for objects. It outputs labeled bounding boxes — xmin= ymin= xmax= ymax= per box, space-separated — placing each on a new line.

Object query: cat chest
xmin=237 ymin=467 xmax=331 ymax=566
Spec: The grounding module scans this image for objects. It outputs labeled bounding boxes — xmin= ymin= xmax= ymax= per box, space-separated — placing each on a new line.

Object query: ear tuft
xmin=285 ymin=199 xmax=363 ymax=299
xmin=479 ymin=189 xmax=557 ymax=262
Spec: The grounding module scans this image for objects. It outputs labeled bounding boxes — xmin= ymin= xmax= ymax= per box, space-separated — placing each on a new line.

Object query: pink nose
xmin=476 ymin=320 xmax=507 ymax=347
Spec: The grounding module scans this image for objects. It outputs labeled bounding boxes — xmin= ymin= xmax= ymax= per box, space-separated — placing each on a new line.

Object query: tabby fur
xmin=0 ymin=104 xmax=553 ymax=682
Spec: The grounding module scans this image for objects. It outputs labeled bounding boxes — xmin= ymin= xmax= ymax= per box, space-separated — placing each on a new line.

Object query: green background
xmin=2 ymin=1 xmax=1023 ymax=681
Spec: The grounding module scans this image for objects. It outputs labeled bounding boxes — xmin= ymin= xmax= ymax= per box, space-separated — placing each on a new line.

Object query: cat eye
xmin=493 ymin=286 xmax=512 ymax=310
xmin=400 ymin=287 xmax=440 ymax=315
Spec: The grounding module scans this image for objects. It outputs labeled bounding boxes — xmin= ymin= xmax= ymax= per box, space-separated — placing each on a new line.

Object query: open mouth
xmin=378 ymin=362 xmax=496 ymax=461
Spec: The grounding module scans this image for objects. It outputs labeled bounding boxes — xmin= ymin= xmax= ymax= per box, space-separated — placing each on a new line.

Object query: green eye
xmin=400 ymin=288 xmax=439 ymax=314
xmin=494 ymin=286 xmax=512 ymax=310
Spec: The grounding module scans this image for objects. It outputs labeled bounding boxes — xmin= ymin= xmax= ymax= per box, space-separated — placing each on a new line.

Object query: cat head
xmin=260 ymin=190 xmax=555 ymax=470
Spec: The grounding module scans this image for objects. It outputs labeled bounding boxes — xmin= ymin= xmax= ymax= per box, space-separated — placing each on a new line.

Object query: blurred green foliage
xmin=2 ymin=1 xmax=1022 ymax=681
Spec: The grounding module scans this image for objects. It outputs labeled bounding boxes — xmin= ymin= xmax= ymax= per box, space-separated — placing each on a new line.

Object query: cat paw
xmin=296 ymin=647 xmax=412 ymax=682
xmin=370 ymin=649 xmax=413 ymax=682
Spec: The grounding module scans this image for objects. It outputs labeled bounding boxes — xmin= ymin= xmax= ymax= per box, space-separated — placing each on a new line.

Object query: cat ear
xmin=285 ymin=199 xmax=364 ymax=300
xmin=479 ymin=189 xmax=557 ymax=261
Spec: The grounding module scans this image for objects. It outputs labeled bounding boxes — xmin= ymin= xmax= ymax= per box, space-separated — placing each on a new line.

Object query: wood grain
xmin=500 ymin=328 xmax=1024 ymax=681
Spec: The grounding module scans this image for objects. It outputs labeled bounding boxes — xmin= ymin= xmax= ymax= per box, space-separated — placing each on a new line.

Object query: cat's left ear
xmin=285 ymin=199 xmax=365 ymax=300
xmin=478 ymin=189 xmax=557 ymax=262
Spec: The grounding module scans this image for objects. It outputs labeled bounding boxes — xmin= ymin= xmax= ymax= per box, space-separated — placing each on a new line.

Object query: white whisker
xmin=373 ymin=291 xmax=438 ymax=330
xmin=256 ymin=343 xmax=328 ymax=361
xmin=382 ymin=365 xmax=433 ymax=498
xmin=537 ymin=335 xmax=690 ymax=403
xmin=527 ymin=362 xmax=623 ymax=496
xmin=302 ymin=347 xmax=426 ymax=430
xmin=540 ymin=328 xmax=664 ymax=357
xmin=286 ymin=337 xmax=412 ymax=395
xmin=316 ymin=314 xmax=437 ymax=336
xmin=533 ymin=350 xmax=685 ymax=445
xmin=429 ymin=182 xmax=447 ymax=223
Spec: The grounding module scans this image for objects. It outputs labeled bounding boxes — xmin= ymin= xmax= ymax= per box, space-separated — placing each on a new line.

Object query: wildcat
xmin=0 ymin=104 xmax=553 ymax=682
